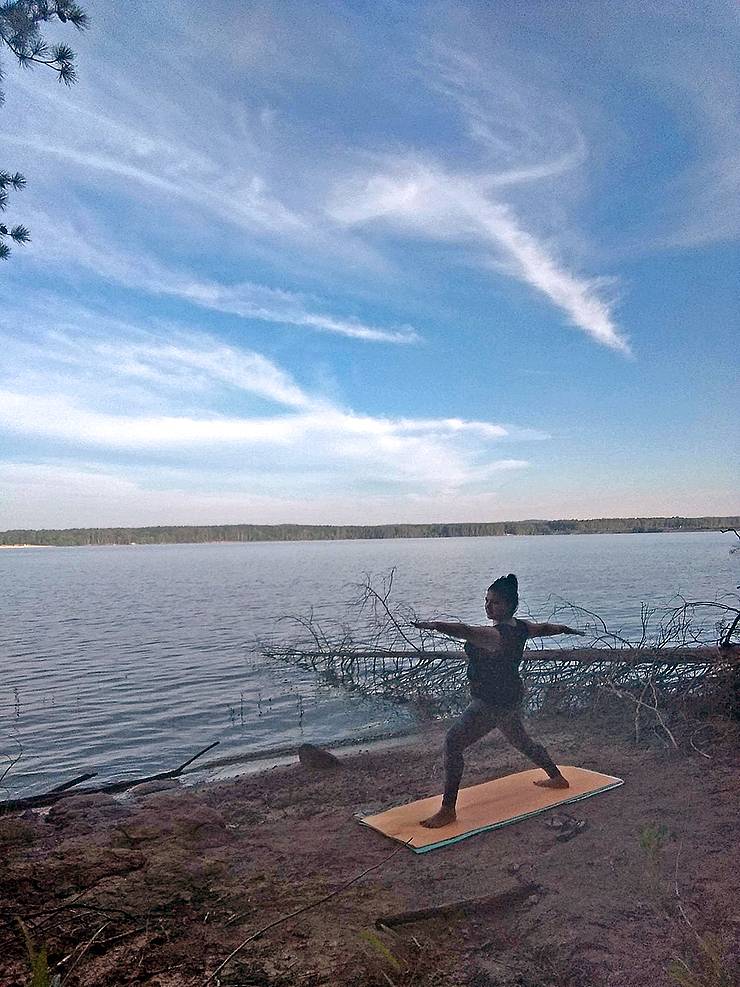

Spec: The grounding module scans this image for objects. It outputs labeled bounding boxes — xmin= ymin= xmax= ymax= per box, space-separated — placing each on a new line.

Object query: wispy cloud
xmin=43 ymin=331 xmax=317 ymax=410
xmin=424 ymin=43 xmax=627 ymax=351
xmin=6 ymin=70 xmax=306 ymax=238
xmin=0 ymin=385 xmax=531 ymax=482
xmin=330 ymin=161 xmax=630 ymax=354
xmin=3 ymin=58 xmax=389 ymax=279
xmin=474 ymin=198 xmax=627 ymax=353
xmin=649 ymin=47 xmax=740 ymax=249
xmin=0 ymin=318 xmax=539 ymax=498
xmin=421 ymin=40 xmax=587 ymax=177
xmin=322 ymin=37 xmax=630 ymax=354
xmin=19 ymin=210 xmax=419 ymax=345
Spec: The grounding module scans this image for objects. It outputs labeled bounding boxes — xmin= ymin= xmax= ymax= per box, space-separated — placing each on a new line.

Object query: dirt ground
xmin=1 ymin=711 xmax=738 ymax=987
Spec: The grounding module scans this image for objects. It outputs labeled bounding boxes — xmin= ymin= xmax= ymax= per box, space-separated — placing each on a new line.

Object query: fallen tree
xmin=261 ymin=572 xmax=740 ymax=741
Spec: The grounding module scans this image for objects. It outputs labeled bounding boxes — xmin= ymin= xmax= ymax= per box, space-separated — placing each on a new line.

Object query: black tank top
xmin=464 ymin=618 xmax=527 ymax=708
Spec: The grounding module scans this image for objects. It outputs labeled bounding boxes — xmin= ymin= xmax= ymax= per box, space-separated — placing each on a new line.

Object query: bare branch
xmin=0 ymin=741 xmax=219 ymax=812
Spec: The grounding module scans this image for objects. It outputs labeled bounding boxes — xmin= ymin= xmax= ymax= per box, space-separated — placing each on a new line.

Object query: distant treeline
xmin=2 ymin=516 xmax=738 ymax=547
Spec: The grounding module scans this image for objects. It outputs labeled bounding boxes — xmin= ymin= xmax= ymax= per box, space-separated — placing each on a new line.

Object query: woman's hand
xmin=559 ymin=625 xmax=585 ymax=636
xmin=412 ymin=620 xmax=437 ymax=631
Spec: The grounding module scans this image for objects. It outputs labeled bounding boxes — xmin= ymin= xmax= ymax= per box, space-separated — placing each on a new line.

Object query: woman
xmin=412 ymin=573 xmax=584 ymax=829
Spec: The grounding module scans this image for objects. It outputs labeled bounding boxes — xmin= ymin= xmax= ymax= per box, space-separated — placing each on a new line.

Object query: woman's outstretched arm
xmin=522 ymin=621 xmax=585 ymax=638
xmin=412 ymin=620 xmax=502 ymax=651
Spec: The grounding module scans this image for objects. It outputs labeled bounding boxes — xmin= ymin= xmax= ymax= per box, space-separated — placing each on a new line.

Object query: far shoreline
xmin=0 ymin=529 xmax=733 ymax=550
xmin=1 ymin=515 xmax=737 ymax=549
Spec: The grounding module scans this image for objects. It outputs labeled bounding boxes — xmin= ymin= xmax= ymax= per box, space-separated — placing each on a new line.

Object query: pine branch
xmin=10 ymin=223 xmax=30 ymax=242
xmin=0 ymin=2 xmax=86 ymax=261
xmin=0 ymin=171 xmax=26 ymax=190
xmin=0 ymin=0 xmax=87 ymax=94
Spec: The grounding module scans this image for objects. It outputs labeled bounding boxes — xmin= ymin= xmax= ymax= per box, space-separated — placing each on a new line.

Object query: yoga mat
xmin=359 ymin=766 xmax=623 ymax=853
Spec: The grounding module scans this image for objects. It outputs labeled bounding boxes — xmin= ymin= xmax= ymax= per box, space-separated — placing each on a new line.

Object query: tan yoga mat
xmin=359 ymin=766 xmax=623 ymax=853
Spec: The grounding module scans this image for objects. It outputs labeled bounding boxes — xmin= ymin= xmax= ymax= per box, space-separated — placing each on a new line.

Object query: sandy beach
xmin=1 ymin=709 xmax=738 ymax=987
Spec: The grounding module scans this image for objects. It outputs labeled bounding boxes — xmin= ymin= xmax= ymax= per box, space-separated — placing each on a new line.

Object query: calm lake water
xmin=1 ymin=531 xmax=737 ymax=796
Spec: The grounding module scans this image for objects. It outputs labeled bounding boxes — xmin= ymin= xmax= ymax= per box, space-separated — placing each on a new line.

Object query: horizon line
xmin=2 ymin=514 xmax=738 ymax=538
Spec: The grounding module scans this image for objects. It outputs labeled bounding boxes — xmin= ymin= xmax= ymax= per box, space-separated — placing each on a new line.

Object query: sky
xmin=0 ymin=0 xmax=738 ymax=529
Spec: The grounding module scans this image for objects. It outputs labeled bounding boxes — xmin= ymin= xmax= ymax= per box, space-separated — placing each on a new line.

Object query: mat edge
xmin=411 ymin=778 xmax=624 ymax=853
xmin=358 ymin=777 xmax=625 ymax=854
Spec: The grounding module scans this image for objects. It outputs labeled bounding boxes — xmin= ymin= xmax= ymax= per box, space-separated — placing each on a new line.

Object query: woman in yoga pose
xmin=412 ymin=573 xmax=584 ymax=829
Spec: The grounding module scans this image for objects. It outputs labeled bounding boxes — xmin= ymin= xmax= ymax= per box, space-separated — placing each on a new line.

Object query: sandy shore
xmin=0 ymin=544 xmax=49 ymax=548
xmin=1 ymin=712 xmax=738 ymax=986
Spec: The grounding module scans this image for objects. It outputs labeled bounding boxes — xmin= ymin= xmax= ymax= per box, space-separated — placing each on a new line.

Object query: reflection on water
xmin=1 ymin=531 xmax=736 ymax=795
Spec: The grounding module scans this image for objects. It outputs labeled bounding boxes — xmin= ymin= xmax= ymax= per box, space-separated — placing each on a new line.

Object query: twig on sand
xmin=58 ymin=921 xmax=110 ymax=986
xmin=607 ymin=677 xmax=679 ymax=748
xmin=0 ymin=741 xmax=220 ymax=812
xmin=2 ymin=877 xmax=141 ymax=935
xmin=673 ymin=842 xmax=702 ymax=943
xmin=375 ymin=883 xmax=540 ymax=929
xmin=688 ymin=726 xmax=712 ymax=759
xmin=204 ymin=837 xmax=412 ymax=984
xmin=648 ymin=679 xmax=679 ymax=748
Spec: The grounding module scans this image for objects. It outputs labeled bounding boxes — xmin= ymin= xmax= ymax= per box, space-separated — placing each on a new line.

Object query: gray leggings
xmin=442 ymin=698 xmax=560 ymax=807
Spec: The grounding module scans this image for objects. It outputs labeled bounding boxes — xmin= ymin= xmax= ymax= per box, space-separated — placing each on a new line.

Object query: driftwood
xmin=48 ymin=772 xmax=98 ymax=793
xmin=265 ymin=642 xmax=738 ymax=717
xmin=0 ymin=741 xmax=219 ymax=813
xmin=375 ymin=882 xmax=540 ymax=929
xmin=267 ymin=645 xmax=733 ymax=667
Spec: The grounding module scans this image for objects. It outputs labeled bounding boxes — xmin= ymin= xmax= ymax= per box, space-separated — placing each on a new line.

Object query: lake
xmin=1 ymin=531 xmax=737 ymax=796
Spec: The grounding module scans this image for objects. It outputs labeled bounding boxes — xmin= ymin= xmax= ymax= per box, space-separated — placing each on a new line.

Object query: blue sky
xmin=0 ymin=0 xmax=737 ymax=528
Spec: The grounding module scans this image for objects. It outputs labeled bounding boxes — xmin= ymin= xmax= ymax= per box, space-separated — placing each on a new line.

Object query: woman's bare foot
xmin=420 ymin=805 xmax=457 ymax=828
xmin=534 ymin=774 xmax=570 ymax=789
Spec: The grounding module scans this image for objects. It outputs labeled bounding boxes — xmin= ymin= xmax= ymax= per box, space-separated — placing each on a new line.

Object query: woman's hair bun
xmin=488 ymin=572 xmax=520 ymax=614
